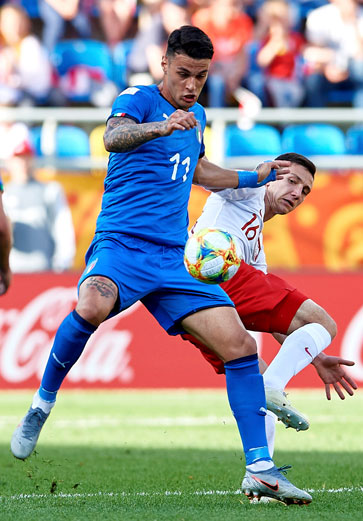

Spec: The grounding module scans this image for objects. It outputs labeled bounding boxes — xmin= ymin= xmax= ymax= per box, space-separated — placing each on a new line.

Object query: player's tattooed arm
xmin=104 ymin=111 xmax=198 ymax=152
xmin=104 ymin=117 xmax=167 ymax=152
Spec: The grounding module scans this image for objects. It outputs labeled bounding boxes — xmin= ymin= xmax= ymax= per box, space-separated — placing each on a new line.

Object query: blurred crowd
xmin=0 ymin=122 xmax=76 ymax=273
xmin=0 ymin=0 xmax=362 ymax=276
xmin=0 ymin=0 xmax=362 ymax=109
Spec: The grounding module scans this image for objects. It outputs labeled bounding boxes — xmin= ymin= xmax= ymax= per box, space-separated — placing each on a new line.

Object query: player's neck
xmin=263 ymin=196 xmax=275 ymax=222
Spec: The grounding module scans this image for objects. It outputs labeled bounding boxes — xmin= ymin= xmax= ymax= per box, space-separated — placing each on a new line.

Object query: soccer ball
xmin=184 ymin=228 xmax=241 ymax=284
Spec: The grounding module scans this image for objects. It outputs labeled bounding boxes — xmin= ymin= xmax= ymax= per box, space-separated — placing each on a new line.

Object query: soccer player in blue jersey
xmin=11 ymin=25 xmax=312 ymax=505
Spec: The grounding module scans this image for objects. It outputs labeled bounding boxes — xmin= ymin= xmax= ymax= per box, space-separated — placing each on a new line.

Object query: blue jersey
xmin=96 ymin=85 xmax=206 ymax=246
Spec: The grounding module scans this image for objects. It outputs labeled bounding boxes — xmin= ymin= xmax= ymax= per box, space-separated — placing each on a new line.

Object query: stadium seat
xmin=51 ymin=40 xmax=114 ymax=103
xmin=30 ymin=125 xmax=90 ymax=157
xmin=225 ymin=124 xmax=281 ymax=156
xmin=112 ymin=39 xmax=133 ymax=90
xmin=345 ymin=125 xmax=363 ymax=154
xmin=281 ymin=124 xmax=346 ymax=155
xmin=52 ymin=39 xmax=113 ymax=78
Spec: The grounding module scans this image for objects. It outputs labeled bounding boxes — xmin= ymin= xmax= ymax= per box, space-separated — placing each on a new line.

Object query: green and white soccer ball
xmin=184 ymin=228 xmax=241 ymax=284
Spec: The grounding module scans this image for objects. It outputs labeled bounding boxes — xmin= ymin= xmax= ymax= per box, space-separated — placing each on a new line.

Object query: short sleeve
xmin=107 ymin=86 xmax=151 ymax=124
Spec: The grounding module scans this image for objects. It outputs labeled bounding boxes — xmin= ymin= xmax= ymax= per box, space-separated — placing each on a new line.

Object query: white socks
xmin=256 ymin=323 xmax=331 ymax=469
xmin=245 ymin=411 xmax=277 ymax=472
xmin=32 ymin=390 xmax=56 ymax=414
xmin=265 ymin=410 xmax=276 ymax=458
xmin=263 ymin=323 xmax=331 ymax=390
xmin=247 ymin=459 xmax=274 ymax=472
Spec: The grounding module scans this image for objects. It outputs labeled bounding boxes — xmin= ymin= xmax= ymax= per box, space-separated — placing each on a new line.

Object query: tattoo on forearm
xmin=86 ymin=277 xmax=117 ymax=299
xmin=104 ymin=117 xmax=165 ymax=152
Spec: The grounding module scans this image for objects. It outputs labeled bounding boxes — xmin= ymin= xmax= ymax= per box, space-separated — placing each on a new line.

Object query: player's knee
xmin=293 ymin=300 xmax=337 ymax=340
xmin=312 ymin=308 xmax=337 ymax=340
xmin=77 ymin=276 xmax=117 ymax=326
xmin=76 ymin=300 xmax=111 ymax=326
xmin=222 ymin=330 xmax=257 ymax=362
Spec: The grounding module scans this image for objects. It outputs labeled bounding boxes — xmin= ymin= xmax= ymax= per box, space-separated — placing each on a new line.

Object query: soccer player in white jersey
xmin=184 ymin=152 xmax=357 ymax=455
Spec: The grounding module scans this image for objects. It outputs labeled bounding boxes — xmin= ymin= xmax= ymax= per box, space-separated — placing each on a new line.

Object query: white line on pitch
xmin=2 ymin=415 xmax=362 ymax=429
xmin=1 ymin=487 xmax=363 ymax=501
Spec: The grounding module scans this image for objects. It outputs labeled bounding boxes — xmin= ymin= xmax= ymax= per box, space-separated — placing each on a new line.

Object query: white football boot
xmin=242 ymin=464 xmax=312 ymax=505
xmin=265 ymin=388 xmax=309 ymax=431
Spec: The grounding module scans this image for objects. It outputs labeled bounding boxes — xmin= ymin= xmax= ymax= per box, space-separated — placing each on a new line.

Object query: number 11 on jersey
xmin=170 ymin=153 xmax=191 ymax=182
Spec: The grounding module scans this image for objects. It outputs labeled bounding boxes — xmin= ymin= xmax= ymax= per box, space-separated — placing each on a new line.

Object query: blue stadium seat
xmin=29 ymin=126 xmax=42 ymax=156
xmin=112 ymin=39 xmax=133 ymax=90
xmin=281 ymin=124 xmax=346 ymax=155
xmin=51 ymin=40 xmax=114 ymax=102
xmin=52 ymin=39 xmax=113 ymax=78
xmin=225 ymin=124 xmax=281 ymax=156
xmin=30 ymin=125 xmax=90 ymax=157
xmin=345 ymin=125 xmax=363 ymax=154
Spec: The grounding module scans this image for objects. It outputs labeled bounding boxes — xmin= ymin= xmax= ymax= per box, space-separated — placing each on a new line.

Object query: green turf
xmin=0 ymin=389 xmax=362 ymax=520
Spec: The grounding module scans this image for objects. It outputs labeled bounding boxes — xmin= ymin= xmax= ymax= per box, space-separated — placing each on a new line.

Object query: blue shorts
xmin=78 ymin=232 xmax=234 ymax=335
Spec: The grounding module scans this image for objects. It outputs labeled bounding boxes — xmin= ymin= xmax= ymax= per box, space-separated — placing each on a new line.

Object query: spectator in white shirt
xmin=0 ymin=3 xmax=52 ymax=106
xmin=2 ymin=123 xmax=76 ymax=273
xmin=304 ymin=0 xmax=363 ymax=107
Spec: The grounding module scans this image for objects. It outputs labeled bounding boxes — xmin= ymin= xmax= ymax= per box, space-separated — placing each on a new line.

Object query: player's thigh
xmin=287 ymin=298 xmax=337 ymax=338
xmin=181 ymin=306 xmax=257 ymax=362
xmin=223 ymin=263 xmax=307 ymax=333
xmin=142 ymin=244 xmax=236 ymax=334
xmin=78 ymin=233 xmax=161 ymax=313
xmin=221 ymin=262 xmax=293 ymax=317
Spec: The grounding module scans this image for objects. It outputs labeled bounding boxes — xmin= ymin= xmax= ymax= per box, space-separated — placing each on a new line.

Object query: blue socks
xmin=225 ymin=354 xmax=271 ymax=465
xmin=39 ymin=310 xmax=97 ymax=402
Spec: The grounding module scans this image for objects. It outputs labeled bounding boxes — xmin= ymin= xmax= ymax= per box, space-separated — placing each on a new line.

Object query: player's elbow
xmin=103 ymin=133 xmax=113 ymax=152
xmin=192 ymin=172 xmax=202 ymax=186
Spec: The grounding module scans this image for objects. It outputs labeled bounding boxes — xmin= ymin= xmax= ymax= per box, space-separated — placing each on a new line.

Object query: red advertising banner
xmin=0 ymin=272 xmax=362 ymax=390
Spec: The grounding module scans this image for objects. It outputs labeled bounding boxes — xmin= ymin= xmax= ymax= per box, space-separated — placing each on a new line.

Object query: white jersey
xmin=192 ymin=186 xmax=268 ymax=273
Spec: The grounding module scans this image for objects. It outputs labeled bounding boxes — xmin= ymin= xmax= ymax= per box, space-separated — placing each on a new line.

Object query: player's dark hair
xmin=166 ymin=25 xmax=214 ymax=60
xmin=275 ymin=152 xmax=316 ymax=178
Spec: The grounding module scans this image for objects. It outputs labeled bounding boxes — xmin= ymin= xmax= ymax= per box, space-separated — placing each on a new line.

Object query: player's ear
xmin=161 ymin=56 xmax=168 ymax=74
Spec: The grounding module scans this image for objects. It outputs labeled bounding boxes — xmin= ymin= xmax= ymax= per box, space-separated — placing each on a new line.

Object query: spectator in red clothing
xmin=254 ymin=0 xmax=306 ymax=107
xmin=192 ymin=0 xmax=253 ymax=106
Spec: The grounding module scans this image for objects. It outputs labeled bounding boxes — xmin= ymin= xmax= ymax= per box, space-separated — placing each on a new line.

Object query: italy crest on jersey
xmin=196 ymin=121 xmax=202 ymax=143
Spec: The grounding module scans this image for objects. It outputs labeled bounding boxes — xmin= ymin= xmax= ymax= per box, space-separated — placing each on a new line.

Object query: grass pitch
xmin=0 ymin=389 xmax=362 ymax=520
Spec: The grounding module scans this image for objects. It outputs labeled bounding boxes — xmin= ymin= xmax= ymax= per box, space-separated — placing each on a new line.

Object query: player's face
xmin=160 ymin=53 xmax=210 ymax=110
xmin=265 ymin=163 xmax=313 ymax=216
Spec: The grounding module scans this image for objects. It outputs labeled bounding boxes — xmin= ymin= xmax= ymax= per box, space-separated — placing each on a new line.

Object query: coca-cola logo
xmin=0 ymin=287 xmax=137 ymax=384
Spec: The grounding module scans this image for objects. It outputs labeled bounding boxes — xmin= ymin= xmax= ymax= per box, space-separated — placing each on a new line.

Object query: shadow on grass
xmin=1 ymin=446 xmax=363 ymax=521
xmin=1 ymin=445 xmax=362 ymax=496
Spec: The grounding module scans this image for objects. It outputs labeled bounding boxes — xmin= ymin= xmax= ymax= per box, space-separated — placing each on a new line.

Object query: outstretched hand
xmin=313 ymin=354 xmax=358 ymax=400
xmin=256 ymin=160 xmax=291 ymax=184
